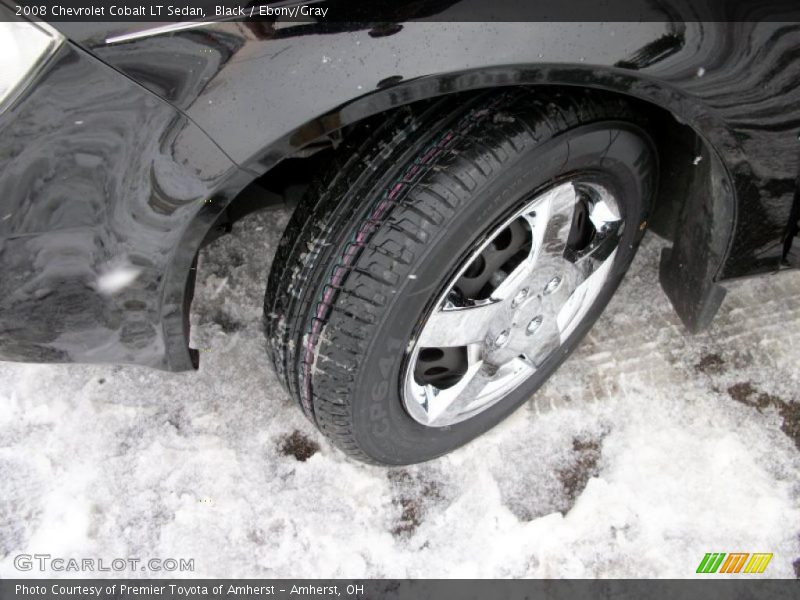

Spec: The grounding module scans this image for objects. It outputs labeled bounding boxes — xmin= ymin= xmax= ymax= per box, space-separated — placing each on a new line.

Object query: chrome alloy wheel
xmin=402 ymin=181 xmax=625 ymax=427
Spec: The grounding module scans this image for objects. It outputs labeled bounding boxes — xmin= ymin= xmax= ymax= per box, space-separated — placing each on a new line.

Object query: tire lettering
xmin=370 ymin=337 xmax=403 ymax=438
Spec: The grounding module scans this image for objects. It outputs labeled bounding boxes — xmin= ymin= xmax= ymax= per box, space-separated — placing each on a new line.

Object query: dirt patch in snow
xmin=557 ymin=435 xmax=604 ymax=512
xmin=279 ymin=430 xmax=320 ymax=461
xmin=212 ymin=310 xmax=245 ymax=334
xmin=778 ymin=403 xmax=800 ymax=451
xmin=727 ymin=382 xmax=799 ymax=450
xmin=388 ymin=469 xmax=443 ymax=537
xmin=695 ymin=353 xmax=726 ymax=375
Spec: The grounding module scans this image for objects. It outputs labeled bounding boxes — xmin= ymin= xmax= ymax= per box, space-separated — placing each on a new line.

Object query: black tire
xmin=264 ymin=88 xmax=656 ymax=465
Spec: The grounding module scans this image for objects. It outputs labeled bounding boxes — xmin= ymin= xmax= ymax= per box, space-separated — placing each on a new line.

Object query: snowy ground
xmin=1 ymin=206 xmax=799 ymax=579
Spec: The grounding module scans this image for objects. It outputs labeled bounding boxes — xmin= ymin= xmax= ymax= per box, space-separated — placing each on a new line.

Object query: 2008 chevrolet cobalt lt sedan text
xmin=1 ymin=1 xmax=799 ymax=464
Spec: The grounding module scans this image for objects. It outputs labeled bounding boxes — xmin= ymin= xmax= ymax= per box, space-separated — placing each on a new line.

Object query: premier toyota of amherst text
xmin=1 ymin=1 xmax=799 ymax=465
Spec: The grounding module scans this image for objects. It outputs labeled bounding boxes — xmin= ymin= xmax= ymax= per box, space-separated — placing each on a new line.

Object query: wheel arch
xmin=171 ymin=65 xmax=738 ymax=368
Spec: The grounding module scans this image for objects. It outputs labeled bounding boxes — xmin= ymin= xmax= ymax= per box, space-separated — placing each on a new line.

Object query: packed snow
xmin=1 ymin=207 xmax=798 ymax=578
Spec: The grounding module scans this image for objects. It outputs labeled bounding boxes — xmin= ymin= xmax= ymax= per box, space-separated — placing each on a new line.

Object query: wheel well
xmin=222 ymin=86 xmax=712 ymax=246
xmin=192 ymin=85 xmax=731 ymax=366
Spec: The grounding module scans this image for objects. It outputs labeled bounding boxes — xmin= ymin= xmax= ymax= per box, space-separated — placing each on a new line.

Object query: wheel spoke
xmin=555 ymin=192 xmax=623 ymax=340
xmin=541 ymin=182 xmax=583 ymax=254
xmin=417 ymin=300 xmax=507 ymax=347
xmin=427 ymin=352 xmax=535 ymax=424
xmin=533 ymin=182 xmax=582 ymax=266
xmin=459 ymin=182 xmax=592 ymax=305
xmin=494 ymin=182 xmax=578 ymax=298
xmin=565 ymin=218 xmax=623 ymax=278
xmin=556 ymin=247 xmax=618 ymax=341
xmin=417 ymin=344 xmax=485 ymax=423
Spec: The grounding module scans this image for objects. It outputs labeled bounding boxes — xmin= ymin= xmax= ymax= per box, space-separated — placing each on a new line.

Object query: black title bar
xmin=3 ymin=0 xmax=800 ymax=22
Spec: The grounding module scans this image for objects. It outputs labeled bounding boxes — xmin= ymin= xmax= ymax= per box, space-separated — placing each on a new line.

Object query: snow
xmin=1 ymin=207 xmax=799 ymax=578
xmin=96 ymin=265 xmax=141 ymax=296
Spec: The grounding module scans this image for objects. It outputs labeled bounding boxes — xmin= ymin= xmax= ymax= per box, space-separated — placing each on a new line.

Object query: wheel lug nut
xmin=494 ymin=330 xmax=510 ymax=347
xmin=511 ymin=288 xmax=529 ymax=308
xmin=527 ymin=316 xmax=543 ymax=334
xmin=544 ymin=276 xmax=562 ymax=295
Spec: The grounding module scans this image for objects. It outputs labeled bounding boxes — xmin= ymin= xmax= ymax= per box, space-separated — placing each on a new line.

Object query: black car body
xmin=1 ymin=1 xmax=799 ymax=375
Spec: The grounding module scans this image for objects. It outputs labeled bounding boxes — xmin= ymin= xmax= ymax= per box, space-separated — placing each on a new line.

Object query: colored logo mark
xmin=696 ymin=552 xmax=773 ymax=574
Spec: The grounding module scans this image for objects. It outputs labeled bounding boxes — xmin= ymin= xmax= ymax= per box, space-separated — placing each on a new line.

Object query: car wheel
xmin=264 ymin=88 xmax=656 ymax=465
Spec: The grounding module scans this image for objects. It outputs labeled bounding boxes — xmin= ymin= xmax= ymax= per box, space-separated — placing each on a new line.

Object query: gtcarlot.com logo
xmin=14 ymin=554 xmax=194 ymax=573
xmin=696 ymin=552 xmax=773 ymax=574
